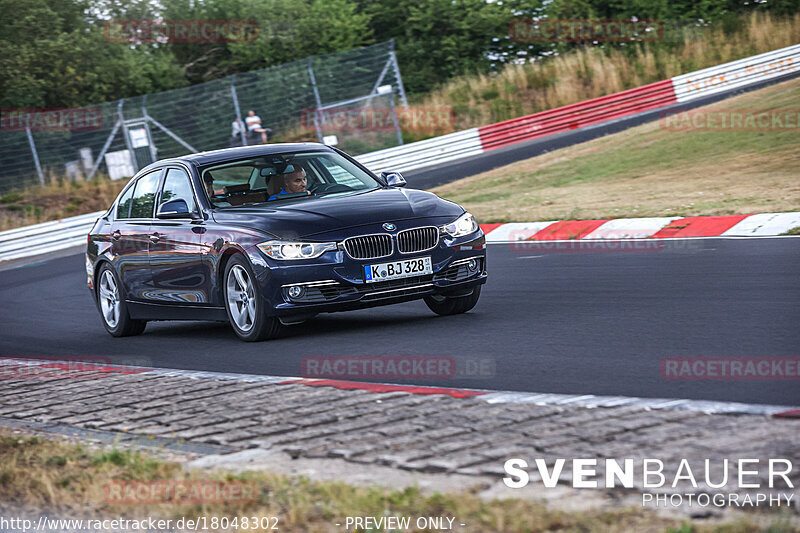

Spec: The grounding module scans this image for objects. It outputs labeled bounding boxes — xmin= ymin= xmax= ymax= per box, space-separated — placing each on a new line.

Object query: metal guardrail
xmin=672 ymin=44 xmax=800 ymax=102
xmin=355 ymin=128 xmax=483 ymax=174
xmin=477 ymin=79 xmax=677 ymax=150
xmin=0 ymin=211 xmax=103 ymax=262
xmin=2 ymin=44 xmax=799 ymax=264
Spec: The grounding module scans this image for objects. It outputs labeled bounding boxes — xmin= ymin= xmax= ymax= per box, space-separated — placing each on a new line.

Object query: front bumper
xmin=250 ymin=231 xmax=487 ymax=318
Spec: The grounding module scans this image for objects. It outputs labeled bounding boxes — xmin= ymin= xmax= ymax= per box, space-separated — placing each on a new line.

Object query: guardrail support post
xmin=87 ymin=100 xmax=125 ymax=181
xmin=24 ymin=115 xmax=45 ymax=187
xmin=389 ymin=40 xmax=408 ymax=108
xmin=119 ymin=100 xmax=138 ymax=174
xmin=307 ymin=57 xmax=325 ymax=143
xmin=389 ymin=95 xmax=403 ymax=146
xmin=141 ymin=96 xmax=158 ymax=163
xmin=230 ymin=81 xmax=248 ymax=146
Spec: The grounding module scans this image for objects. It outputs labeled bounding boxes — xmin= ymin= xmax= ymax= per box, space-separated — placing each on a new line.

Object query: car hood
xmin=211 ymin=187 xmax=464 ymax=239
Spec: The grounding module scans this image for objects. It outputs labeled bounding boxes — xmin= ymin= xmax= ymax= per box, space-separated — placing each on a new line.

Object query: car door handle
xmin=111 ymin=230 xmax=121 ymax=241
xmin=149 ymin=233 xmax=160 ymax=243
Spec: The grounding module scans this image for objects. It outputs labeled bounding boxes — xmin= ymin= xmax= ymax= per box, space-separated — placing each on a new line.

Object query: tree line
xmin=1 ymin=0 xmax=797 ymax=109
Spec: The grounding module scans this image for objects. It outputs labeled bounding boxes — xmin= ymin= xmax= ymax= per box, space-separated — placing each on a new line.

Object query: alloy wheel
xmin=98 ymin=270 xmax=120 ymax=328
xmin=226 ymin=264 xmax=256 ymax=332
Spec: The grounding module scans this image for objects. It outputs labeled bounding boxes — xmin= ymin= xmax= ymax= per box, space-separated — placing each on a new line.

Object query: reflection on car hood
xmin=211 ymin=187 xmax=464 ymax=239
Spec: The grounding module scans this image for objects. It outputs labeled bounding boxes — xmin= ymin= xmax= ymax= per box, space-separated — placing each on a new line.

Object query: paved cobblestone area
xmin=0 ymin=360 xmax=798 ymax=497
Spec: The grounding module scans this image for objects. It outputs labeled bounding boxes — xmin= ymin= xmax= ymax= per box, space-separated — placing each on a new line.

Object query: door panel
xmin=148 ymin=168 xmax=214 ymax=304
xmin=113 ymin=170 xmax=161 ymax=302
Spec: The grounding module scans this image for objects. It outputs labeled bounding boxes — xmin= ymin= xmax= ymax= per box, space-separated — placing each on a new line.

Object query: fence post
xmin=307 ymin=57 xmax=325 ymax=143
xmin=118 ymin=99 xmax=138 ymax=173
xmin=141 ymin=95 xmax=158 ymax=163
xmin=87 ymin=101 xmax=125 ymax=181
xmin=230 ymin=80 xmax=248 ymax=146
xmin=389 ymin=39 xmax=408 ymax=108
xmin=24 ymin=114 xmax=45 ymax=186
xmin=389 ymin=95 xmax=403 ymax=146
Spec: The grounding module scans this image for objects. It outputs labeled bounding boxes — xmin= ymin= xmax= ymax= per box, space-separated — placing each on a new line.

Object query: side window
xmin=160 ymin=168 xmax=198 ymax=212
xmin=116 ymin=185 xmax=134 ymax=219
xmin=129 ymin=170 xmax=161 ymax=219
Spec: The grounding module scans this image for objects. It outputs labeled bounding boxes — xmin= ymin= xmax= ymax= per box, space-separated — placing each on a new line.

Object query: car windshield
xmin=200 ymin=151 xmax=380 ymax=207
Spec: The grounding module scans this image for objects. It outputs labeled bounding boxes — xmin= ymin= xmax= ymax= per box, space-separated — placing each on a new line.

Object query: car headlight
xmin=441 ymin=212 xmax=479 ymax=238
xmin=256 ymin=241 xmax=337 ymax=260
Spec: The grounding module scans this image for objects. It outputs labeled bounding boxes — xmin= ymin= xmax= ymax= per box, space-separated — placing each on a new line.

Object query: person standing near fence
xmin=245 ymin=110 xmax=269 ymax=143
xmin=230 ymin=118 xmax=246 ymax=146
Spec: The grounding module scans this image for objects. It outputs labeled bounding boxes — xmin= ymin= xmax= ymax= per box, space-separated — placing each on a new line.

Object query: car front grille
xmin=397 ymin=226 xmax=439 ymax=254
xmin=343 ymin=234 xmax=393 ymax=260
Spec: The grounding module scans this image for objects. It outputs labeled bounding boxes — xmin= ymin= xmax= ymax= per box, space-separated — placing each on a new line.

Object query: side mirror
xmin=381 ymin=171 xmax=406 ymax=188
xmin=156 ymin=199 xmax=193 ymax=219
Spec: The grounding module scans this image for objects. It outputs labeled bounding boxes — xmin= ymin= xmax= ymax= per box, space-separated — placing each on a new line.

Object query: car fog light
xmin=288 ymin=286 xmax=305 ymax=299
xmin=467 ymin=258 xmax=478 ymax=272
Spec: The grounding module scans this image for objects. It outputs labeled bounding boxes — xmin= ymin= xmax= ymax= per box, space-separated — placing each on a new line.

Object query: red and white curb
xmin=480 ymin=212 xmax=800 ymax=242
xmin=2 ymin=358 xmax=797 ymax=418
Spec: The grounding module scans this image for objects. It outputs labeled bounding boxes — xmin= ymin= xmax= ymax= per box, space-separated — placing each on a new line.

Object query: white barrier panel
xmin=672 ymin=44 xmax=800 ymax=103
xmin=0 ymin=235 xmax=89 ymax=263
xmin=0 ymin=211 xmax=103 ymax=263
xmin=0 ymin=225 xmax=94 ymax=255
xmin=356 ymin=128 xmax=483 ymax=174
xmin=0 ymin=210 xmax=104 ymax=241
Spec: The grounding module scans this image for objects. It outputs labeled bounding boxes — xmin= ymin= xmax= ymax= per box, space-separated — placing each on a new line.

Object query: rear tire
xmin=424 ymin=286 xmax=482 ymax=316
xmin=96 ymin=264 xmax=147 ymax=337
xmin=224 ymin=255 xmax=282 ymax=341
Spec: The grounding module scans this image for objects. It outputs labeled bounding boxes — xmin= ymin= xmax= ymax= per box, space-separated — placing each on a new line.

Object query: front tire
xmin=424 ymin=286 xmax=482 ymax=316
xmin=96 ymin=264 xmax=146 ymax=337
xmin=224 ymin=255 xmax=282 ymax=341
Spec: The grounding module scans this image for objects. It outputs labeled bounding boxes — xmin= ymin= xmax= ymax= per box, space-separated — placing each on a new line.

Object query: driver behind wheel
xmin=268 ymin=165 xmax=308 ymax=200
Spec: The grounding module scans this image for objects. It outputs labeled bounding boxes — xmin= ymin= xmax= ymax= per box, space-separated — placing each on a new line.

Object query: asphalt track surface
xmin=2 ymin=238 xmax=799 ymax=406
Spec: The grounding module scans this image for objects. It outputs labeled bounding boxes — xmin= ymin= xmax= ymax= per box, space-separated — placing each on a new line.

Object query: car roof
xmin=146 ymin=143 xmax=336 ymax=170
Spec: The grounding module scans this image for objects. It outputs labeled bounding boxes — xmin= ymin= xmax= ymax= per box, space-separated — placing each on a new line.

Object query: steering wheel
xmin=309 ymin=182 xmax=352 ymax=195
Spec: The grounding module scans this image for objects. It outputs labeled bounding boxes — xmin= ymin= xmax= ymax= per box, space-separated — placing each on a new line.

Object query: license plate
xmin=364 ymin=256 xmax=432 ymax=283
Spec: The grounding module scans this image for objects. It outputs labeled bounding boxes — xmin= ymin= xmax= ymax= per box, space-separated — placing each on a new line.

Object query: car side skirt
xmin=126 ymin=301 xmax=228 ymax=321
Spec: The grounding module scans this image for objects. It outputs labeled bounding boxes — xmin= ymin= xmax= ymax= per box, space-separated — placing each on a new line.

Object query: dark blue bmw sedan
xmin=86 ymin=143 xmax=487 ymax=341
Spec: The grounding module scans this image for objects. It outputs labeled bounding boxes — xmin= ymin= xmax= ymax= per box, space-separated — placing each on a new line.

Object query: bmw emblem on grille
xmin=382 ymin=223 xmax=397 ymax=231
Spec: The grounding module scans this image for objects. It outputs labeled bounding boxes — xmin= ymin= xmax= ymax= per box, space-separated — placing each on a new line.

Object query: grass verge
xmin=0 ymin=174 xmax=127 ymax=231
xmin=1 ymin=431 xmax=797 ymax=532
xmin=431 ymin=77 xmax=800 ymax=223
xmin=416 ymin=12 xmax=800 ymax=131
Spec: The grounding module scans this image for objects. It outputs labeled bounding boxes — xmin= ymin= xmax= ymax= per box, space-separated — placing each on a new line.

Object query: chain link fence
xmin=0 ymin=40 xmax=407 ymax=194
